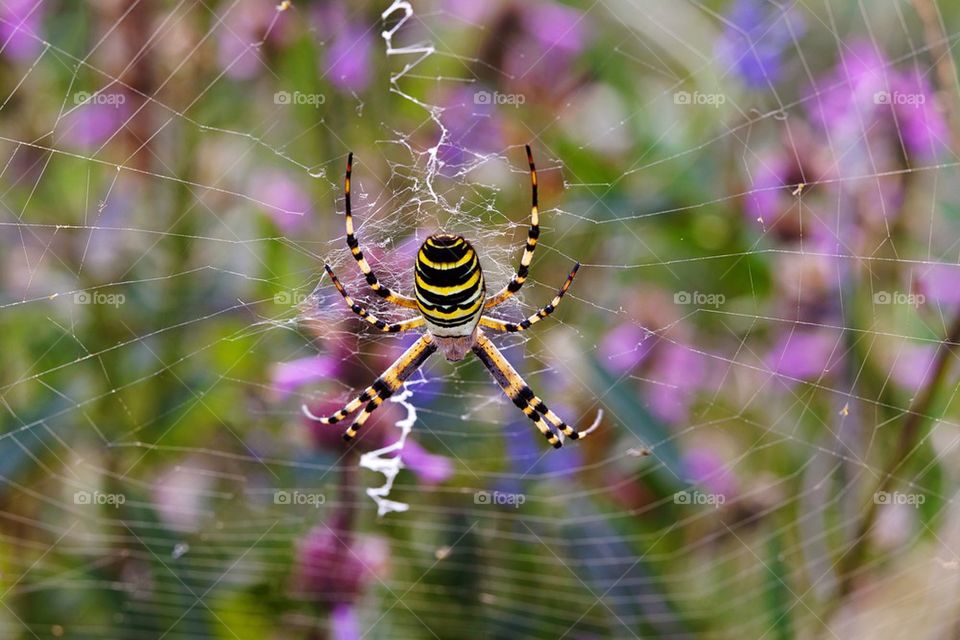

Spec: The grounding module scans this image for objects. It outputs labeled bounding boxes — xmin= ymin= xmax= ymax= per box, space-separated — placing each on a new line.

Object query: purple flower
xmin=647 ymin=344 xmax=707 ymax=423
xmin=716 ymin=0 xmax=804 ymax=88
xmin=403 ymin=440 xmax=454 ymax=485
xmin=742 ymin=127 xmax=836 ymax=243
xmin=294 ymin=524 xmax=387 ymax=608
xmin=323 ymin=23 xmax=374 ymax=93
xmin=766 ymin=328 xmax=843 ymax=380
xmin=502 ymin=2 xmax=590 ymax=91
xmin=745 ymin=152 xmax=793 ymax=229
xmin=252 ymin=169 xmax=312 ymax=233
xmin=270 ymin=355 xmax=339 ymax=401
xmin=521 ymin=2 xmax=587 ymax=55
xmin=216 ymin=0 xmax=289 ymax=80
xmin=330 ymin=603 xmax=360 ymax=640
xmin=807 ymin=41 xmax=949 ymax=162
xmin=915 ymin=262 xmax=960 ymax=308
xmin=0 ymin=0 xmax=44 ymax=61
xmin=152 ymin=462 xmax=212 ymax=533
xmin=441 ymin=0 xmax=496 ymax=23
xmin=682 ymin=447 xmax=739 ymax=499
xmin=889 ymin=70 xmax=951 ymax=159
xmin=436 ymin=86 xmax=504 ymax=175
xmin=890 ymin=343 xmax=939 ymax=391
xmin=599 ymin=321 xmax=655 ymax=374
xmin=58 ymin=95 xmax=130 ymax=151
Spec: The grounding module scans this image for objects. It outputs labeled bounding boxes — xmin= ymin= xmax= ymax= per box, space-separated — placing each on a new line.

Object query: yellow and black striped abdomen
xmin=415 ymin=235 xmax=485 ymax=336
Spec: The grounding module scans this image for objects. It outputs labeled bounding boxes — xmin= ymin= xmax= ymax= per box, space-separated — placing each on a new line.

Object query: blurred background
xmin=2 ymin=0 xmax=960 ymax=638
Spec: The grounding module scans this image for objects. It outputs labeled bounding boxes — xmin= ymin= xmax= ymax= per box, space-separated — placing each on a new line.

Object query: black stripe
xmin=421 ymin=243 xmax=470 ymax=264
xmin=416 ymin=285 xmax=481 ymax=306
xmin=416 ymin=237 xmax=485 ymax=329
xmin=421 ymin=314 xmax=478 ymax=327
xmin=427 ymin=234 xmax=463 ymax=247
xmin=416 ymin=260 xmax=478 ymax=287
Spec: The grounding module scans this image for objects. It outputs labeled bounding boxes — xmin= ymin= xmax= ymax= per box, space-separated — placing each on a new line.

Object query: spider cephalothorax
xmin=303 ymin=146 xmax=601 ymax=449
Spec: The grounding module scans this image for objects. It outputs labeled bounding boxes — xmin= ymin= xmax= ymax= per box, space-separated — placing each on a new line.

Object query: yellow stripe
xmin=417 ymin=250 xmax=475 ymax=270
xmin=414 ymin=268 xmax=481 ymax=295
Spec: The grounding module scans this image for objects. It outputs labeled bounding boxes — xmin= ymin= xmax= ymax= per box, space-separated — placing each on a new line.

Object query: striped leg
xmin=472 ymin=333 xmax=600 ymax=448
xmin=302 ymin=335 xmax=437 ymax=441
xmin=485 ymin=145 xmax=540 ymax=309
xmin=342 ymin=152 xmax=417 ymax=309
xmin=325 ymin=265 xmax=424 ymax=333
xmin=480 ymin=262 xmax=579 ymax=333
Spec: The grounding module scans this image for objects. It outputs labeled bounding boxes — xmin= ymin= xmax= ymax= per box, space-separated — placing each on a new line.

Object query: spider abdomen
xmin=415 ymin=234 xmax=485 ymax=337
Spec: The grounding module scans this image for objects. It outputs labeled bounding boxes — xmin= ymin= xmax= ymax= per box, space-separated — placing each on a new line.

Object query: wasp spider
xmin=302 ymin=146 xmax=601 ymax=448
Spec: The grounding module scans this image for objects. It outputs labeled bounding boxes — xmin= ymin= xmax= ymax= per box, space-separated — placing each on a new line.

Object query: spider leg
xmin=472 ymin=333 xmax=600 ymax=448
xmin=485 ymin=145 xmax=540 ymax=309
xmin=341 ymin=152 xmax=417 ymax=309
xmin=302 ymin=335 xmax=437 ymax=441
xmin=480 ymin=262 xmax=579 ymax=333
xmin=325 ymin=265 xmax=425 ymax=333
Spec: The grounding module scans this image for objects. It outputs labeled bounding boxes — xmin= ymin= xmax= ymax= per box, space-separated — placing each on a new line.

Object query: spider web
xmin=1 ymin=0 xmax=960 ymax=638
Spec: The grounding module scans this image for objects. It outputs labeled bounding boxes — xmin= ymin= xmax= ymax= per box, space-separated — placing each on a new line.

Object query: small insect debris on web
xmin=791 ymin=183 xmax=805 ymax=196
xmin=627 ymin=447 xmax=652 ymax=457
